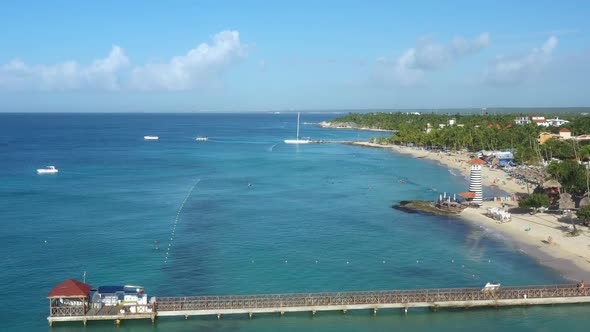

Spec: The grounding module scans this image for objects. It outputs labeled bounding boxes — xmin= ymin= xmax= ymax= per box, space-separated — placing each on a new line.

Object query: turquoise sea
xmin=0 ymin=113 xmax=587 ymax=331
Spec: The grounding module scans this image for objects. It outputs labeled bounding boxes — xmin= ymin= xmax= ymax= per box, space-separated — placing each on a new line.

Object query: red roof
xmin=458 ymin=191 xmax=476 ymax=198
xmin=467 ymin=158 xmax=486 ymax=165
xmin=560 ymin=128 xmax=571 ymax=132
xmin=486 ymin=124 xmax=493 ymax=128
xmin=47 ymin=279 xmax=92 ymax=298
xmin=506 ymin=124 xmax=512 ymax=129
xmin=496 ymin=124 xmax=502 ymax=129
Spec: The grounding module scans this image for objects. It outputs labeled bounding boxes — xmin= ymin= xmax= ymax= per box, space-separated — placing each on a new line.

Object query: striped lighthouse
xmin=467 ymin=158 xmax=486 ymax=204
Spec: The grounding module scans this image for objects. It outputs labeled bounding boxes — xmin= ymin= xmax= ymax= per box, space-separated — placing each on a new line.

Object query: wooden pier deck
xmin=48 ymin=284 xmax=590 ymax=325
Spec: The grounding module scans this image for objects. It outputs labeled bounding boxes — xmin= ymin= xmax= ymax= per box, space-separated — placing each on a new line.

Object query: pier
xmin=48 ymin=283 xmax=590 ymax=325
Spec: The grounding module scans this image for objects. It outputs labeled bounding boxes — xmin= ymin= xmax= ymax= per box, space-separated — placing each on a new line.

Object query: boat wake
xmin=448 ymin=169 xmax=458 ymax=176
xmin=164 ymin=179 xmax=200 ymax=264
xmin=269 ymin=143 xmax=278 ymax=152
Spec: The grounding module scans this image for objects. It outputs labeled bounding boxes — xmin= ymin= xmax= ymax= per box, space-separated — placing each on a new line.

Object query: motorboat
xmin=37 ymin=166 xmax=58 ymax=174
xmin=482 ymin=282 xmax=501 ymax=293
xmin=196 ymin=136 xmax=208 ymax=141
xmin=144 ymin=136 xmax=159 ymax=140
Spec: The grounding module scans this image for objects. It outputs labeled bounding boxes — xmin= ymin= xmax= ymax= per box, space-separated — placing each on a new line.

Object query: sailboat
xmin=284 ymin=112 xmax=310 ymax=144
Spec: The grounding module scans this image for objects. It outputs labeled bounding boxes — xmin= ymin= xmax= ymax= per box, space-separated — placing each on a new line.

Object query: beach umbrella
xmin=458 ymin=191 xmax=476 ymax=199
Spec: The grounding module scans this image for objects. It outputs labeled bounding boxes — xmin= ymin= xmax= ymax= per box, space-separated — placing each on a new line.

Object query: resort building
xmin=526 ymin=116 xmax=570 ymax=128
xmin=515 ymin=116 xmax=531 ymax=125
xmin=559 ymin=128 xmax=572 ymax=139
xmin=547 ymin=117 xmax=570 ymax=127
xmin=532 ymin=117 xmax=550 ymax=127
xmin=538 ymin=128 xmax=578 ymax=144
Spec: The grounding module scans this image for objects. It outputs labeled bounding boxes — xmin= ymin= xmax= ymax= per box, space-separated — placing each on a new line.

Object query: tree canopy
xmin=518 ymin=194 xmax=551 ymax=210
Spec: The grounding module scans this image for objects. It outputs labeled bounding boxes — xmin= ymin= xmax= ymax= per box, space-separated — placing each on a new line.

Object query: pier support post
xmin=115 ymin=319 xmax=121 ymax=326
xmin=312 ymin=310 xmax=316 ymax=316
xmin=217 ymin=314 xmax=221 ymax=320
xmin=151 ymin=314 xmax=156 ymax=324
xmin=83 ymin=318 xmax=87 ymax=326
xmin=248 ymin=312 xmax=253 ymax=319
xmin=404 ymin=307 xmax=408 ymax=314
xmin=342 ymin=309 xmax=347 ymax=314
xmin=280 ymin=311 xmax=285 ymax=316
xmin=185 ymin=314 xmax=189 ymax=320
xmin=373 ymin=308 xmax=378 ymax=315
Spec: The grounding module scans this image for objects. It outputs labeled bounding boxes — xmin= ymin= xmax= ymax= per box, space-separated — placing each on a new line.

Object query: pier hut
xmin=467 ymin=158 xmax=485 ymax=204
xmin=47 ymin=279 xmax=92 ymax=321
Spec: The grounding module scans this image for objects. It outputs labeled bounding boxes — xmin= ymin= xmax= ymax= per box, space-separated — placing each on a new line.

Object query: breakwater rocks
xmin=392 ymin=200 xmax=464 ymax=216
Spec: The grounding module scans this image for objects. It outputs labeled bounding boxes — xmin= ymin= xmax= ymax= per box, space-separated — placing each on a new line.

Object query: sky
xmin=0 ymin=0 xmax=589 ymax=112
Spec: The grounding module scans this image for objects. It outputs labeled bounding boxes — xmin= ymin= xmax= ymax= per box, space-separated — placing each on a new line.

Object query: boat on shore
xmin=144 ymin=136 xmax=159 ymax=140
xmin=37 ymin=166 xmax=58 ymax=174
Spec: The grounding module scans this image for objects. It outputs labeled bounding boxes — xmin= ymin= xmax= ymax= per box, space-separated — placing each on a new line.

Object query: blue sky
xmin=0 ymin=0 xmax=589 ymax=111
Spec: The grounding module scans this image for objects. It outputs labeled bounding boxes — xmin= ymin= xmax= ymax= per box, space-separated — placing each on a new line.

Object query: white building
xmin=546 ymin=117 xmax=570 ymax=127
xmin=514 ymin=117 xmax=531 ymax=125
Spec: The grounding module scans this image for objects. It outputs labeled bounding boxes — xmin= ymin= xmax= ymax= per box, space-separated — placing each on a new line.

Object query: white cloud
xmin=0 ymin=46 xmax=129 ymax=90
xmin=483 ymin=36 xmax=558 ymax=84
xmin=130 ymin=31 xmax=245 ymax=90
xmin=375 ymin=33 xmax=489 ymax=86
xmin=0 ymin=30 xmax=246 ymax=92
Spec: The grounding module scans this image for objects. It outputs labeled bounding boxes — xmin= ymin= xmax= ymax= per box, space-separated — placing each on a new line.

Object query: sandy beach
xmin=350 ymin=141 xmax=590 ymax=281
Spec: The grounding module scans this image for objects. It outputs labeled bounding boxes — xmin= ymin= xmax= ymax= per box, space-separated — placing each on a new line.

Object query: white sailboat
xmin=284 ymin=112 xmax=310 ymax=144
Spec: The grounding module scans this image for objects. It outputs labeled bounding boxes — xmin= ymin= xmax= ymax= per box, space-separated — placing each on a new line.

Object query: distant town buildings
xmin=516 ymin=116 xmax=570 ymax=127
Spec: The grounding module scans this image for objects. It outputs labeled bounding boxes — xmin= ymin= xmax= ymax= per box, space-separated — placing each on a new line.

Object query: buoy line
xmin=164 ymin=179 xmax=200 ymax=264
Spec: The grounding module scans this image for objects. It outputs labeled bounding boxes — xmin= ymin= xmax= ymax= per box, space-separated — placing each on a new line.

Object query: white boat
xmin=195 ymin=136 xmax=208 ymax=141
xmin=37 ymin=166 xmax=58 ymax=174
xmin=144 ymin=136 xmax=159 ymax=140
xmin=284 ymin=112 xmax=310 ymax=144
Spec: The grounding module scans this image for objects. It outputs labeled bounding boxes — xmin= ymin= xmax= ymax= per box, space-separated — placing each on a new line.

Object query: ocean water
xmin=0 ymin=113 xmax=585 ymax=331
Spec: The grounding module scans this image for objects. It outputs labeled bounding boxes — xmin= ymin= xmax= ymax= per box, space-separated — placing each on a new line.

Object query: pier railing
xmin=51 ymin=306 xmax=86 ymax=317
xmin=155 ymin=284 xmax=589 ymax=311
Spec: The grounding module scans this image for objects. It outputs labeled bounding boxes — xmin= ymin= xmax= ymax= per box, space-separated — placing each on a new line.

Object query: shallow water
xmin=0 ymin=113 xmax=583 ymax=331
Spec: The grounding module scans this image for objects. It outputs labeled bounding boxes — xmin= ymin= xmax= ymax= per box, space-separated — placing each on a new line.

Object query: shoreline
xmin=348 ymin=141 xmax=590 ymax=282
xmin=318 ymin=122 xmax=396 ymax=132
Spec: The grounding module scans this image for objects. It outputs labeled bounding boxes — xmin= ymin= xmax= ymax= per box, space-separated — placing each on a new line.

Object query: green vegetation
xmin=546 ymin=160 xmax=589 ymax=195
xmin=332 ymin=112 xmax=590 ymax=165
xmin=518 ymin=193 xmax=551 ymax=212
xmin=576 ymin=205 xmax=590 ymax=226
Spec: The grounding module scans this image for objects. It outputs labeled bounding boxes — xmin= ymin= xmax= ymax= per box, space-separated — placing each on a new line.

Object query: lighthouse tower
xmin=467 ymin=158 xmax=485 ymax=204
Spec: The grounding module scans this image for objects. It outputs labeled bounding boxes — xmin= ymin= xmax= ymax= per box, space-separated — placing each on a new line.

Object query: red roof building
xmin=47 ymin=279 xmax=93 ymax=298
xmin=559 ymin=128 xmax=571 ymax=133
xmin=467 ymin=158 xmax=486 ymax=165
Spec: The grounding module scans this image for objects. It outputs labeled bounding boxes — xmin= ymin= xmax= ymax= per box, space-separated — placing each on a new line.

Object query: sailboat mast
xmin=296 ymin=112 xmax=300 ymax=140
